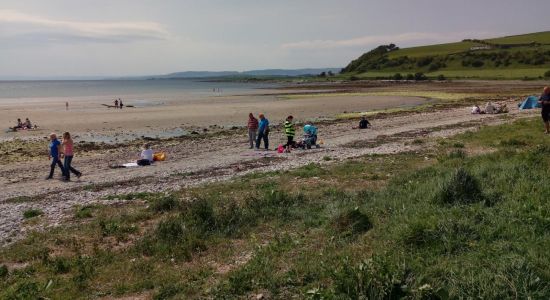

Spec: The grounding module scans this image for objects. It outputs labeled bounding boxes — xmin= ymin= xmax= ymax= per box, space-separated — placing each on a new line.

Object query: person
xmin=66 ymin=101 xmax=69 ymax=111
xmin=256 ymin=113 xmax=269 ymax=150
xmin=137 ymin=143 xmax=154 ymax=166
xmin=119 ymin=98 xmax=123 ymax=109
xmin=114 ymin=99 xmax=119 ymax=108
xmin=283 ymin=115 xmax=296 ymax=152
xmin=61 ymin=132 xmax=82 ymax=181
xmin=303 ymin=122 xmax=318 ymax=149
xmin=24 ymin=118 xmax=32 ymax=129
xmin=13 ymin=118 xmax=23 ymax=130
xmin=538 ymin=86 xmax=550 ymax=134
xmin=352 ymin=115 xmax=371 ymax=129
xmin=359 ymin=116 xmax=371 ymax=129
xmin=485 ymin=102 xmax=496 ymax=114
xmin=46 ymin=133 xmax=64 ymax=180
xmin=247 ymin=113 xmax=259 ymax=149
xmin=471 ymin=105 xmax=481 ymax=114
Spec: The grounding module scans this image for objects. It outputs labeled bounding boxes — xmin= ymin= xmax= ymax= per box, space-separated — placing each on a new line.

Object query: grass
xmin=23 ymin=209 xmax=43 ymax=219
xmin=426 ymin=67 xmax=549 ymax=79
xmin=486 ymin=31 xmax=550 ymax=45
xmin=387 ymin=41 xmax=482 ymax=59
xmin=1 ymin=117 xmax=550 ymax=298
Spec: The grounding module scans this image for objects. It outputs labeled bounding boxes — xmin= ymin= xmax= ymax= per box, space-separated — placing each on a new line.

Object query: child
xmin=283 ymin=115 xmax=295 ymax=152
xmin=353 ymin=116 xmax=371 ymax=129
xmin=62 ymin=132 xmax=82 ymax=181
xmin=137 ymin=143 xmax=154 ymax=166
xmin=46 ymin=133 xmax=64 ymax=180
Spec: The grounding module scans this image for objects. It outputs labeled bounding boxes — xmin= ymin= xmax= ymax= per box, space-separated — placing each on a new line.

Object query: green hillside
xmin=342 ymin=31 xmax=550 ymax=79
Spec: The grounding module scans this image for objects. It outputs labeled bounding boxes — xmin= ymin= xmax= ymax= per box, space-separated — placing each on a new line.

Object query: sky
xmin=1 ymin=0 xmax=550 ymax=78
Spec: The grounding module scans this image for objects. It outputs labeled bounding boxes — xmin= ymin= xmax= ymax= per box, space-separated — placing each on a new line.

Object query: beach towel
xmin=123 ymin=162 xmax=139 ymax=167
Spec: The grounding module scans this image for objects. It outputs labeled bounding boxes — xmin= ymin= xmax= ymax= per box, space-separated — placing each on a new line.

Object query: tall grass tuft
xmin=435 ymin=168 xmax=483 ymax=205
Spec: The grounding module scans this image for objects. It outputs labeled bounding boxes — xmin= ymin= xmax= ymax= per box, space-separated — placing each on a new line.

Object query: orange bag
xmin=153 ymin=152 xmax=166 ymax=161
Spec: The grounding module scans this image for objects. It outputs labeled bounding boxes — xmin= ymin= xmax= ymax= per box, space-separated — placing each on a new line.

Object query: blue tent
xmin=519 ymin=95 xmax=541 ymax=110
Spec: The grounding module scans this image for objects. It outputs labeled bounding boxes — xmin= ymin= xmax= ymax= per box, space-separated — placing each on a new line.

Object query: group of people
xmin=246 ymin=113 xmax=319 ymax=152
xmin=47 ymin=132 xmax=82 ymax=181
xmin=113 ymin=98 xmax=124 ymax=109
xmin=11 ymin=118 xmax=35 ymax=131
xmin=471 ymin=102 xmax=509 ymax=115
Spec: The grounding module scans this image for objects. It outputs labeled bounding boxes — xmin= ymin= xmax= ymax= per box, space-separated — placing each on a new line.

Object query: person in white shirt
xmin=137 ymin=143 xmax=154 ymax=166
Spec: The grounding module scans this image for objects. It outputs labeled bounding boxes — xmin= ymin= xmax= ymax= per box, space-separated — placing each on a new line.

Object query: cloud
xmin=0 ymin=9 xmax=169 ymax=43
xmin=281 ymin=31 xmax=499 ymax=50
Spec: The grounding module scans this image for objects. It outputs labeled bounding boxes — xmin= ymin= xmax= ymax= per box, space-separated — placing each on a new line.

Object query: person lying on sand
xmin=471 ymin=105 xmax=481 ymax=114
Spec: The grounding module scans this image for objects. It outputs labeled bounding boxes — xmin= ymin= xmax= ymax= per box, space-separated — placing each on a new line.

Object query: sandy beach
xmin=1 ymin=87 xmax=427 ymax=142
xmin=0 ymin=80 xmax=544 ymax=246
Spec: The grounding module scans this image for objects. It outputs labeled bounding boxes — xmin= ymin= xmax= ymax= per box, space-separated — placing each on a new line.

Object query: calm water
xmin=0 ymin=79 xmax=276 ymax=101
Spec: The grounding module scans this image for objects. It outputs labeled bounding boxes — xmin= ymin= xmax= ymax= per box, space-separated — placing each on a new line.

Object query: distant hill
xmin=342 ymin=31 xmax=550 ymax=79
xmin=148 ymin=68 xmax=341 ymax=79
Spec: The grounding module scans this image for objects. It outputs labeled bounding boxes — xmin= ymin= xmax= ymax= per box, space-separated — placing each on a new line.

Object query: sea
xmin=0 ymin=79 xmax=277 ymax=103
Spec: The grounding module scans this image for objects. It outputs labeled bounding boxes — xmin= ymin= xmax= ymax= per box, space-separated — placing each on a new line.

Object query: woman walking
xmin=62 ymin=132 xmax=82 ymax=181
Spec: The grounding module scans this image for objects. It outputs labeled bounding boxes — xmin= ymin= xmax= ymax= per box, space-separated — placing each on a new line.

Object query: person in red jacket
xmin=247 ymin=113 xmax=259 ymax=149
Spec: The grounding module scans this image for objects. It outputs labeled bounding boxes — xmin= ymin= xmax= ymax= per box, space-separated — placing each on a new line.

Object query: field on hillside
xmin=387 ymin=41 xmax=482 ymax=59
xmin=2 ymin=116 xmax=550 ymax=299
xmin=427 ymin=67 xmax=549 ymax=79
xmin=344 ymin=31 xmax=550 ymax=80
xmin=348 ymin=67 xmax=549 ymax=79
xmin=486 ymin=31 xmax=550 ymax=44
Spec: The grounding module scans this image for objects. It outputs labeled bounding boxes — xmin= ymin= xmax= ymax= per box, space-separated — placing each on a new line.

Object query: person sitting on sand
xmin=12 ymin=118 xmax=23 ymax=130
xmin=302 ymin=122 xmax=318 ymax=149
xmin=485 ymin=102 xmax=496 ymax=114
xmin=496 ymin=103 xmax=509 ymax=114
xmin=353 ymin=116 xmax=371 ymax=129
xmin=24 ymin=118 xmax=33 ymax=129
xmin=137 ymin=143 xmax=154 ymax=166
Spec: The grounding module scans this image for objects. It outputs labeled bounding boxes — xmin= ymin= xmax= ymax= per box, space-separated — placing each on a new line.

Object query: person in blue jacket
xmin=256 ymin=113 xmax=270 ymax=150
xmin=46 ymin=133 xmax=64 ymax=179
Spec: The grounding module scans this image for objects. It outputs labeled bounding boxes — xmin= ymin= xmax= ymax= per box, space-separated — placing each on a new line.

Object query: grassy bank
xmin=1 ymin=118 xmax=549 ymax=299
